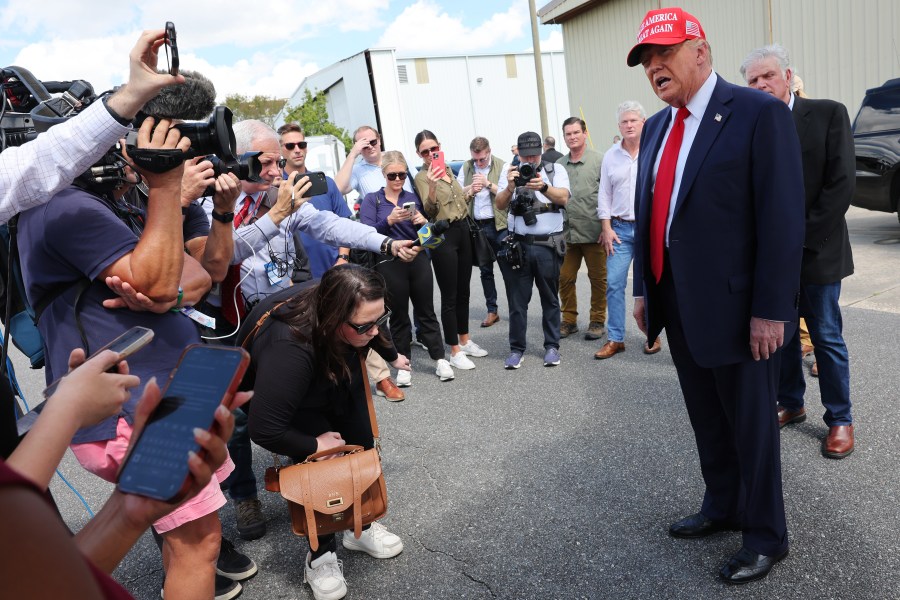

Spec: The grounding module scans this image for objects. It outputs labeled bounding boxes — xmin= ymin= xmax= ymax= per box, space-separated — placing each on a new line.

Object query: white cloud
xmin=378 ymin=0 xmax=529 ymax=55
xmin=538 ymin=29 xmax=564 ymax=52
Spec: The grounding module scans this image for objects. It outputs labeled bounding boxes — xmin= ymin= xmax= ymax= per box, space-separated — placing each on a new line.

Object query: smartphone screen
xmin=432 ymin=150 xmax=446 ymax=175
xmin=117 ymin=345 xmax=249 ymax=501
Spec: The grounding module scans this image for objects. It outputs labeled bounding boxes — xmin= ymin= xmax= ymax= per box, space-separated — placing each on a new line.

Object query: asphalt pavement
xmin=12 ymin=206 xmax=900 ymax=600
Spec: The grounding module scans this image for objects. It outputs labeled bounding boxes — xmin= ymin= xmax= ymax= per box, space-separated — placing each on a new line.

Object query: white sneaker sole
xmin=304 ymin=576 xmax=347 ymax=600
xmin=342 ymin=534 xmax=404 ymax=559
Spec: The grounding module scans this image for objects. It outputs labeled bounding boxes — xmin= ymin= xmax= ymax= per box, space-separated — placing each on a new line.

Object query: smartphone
xmin=164 ymin=22 xmax=179 ymax=77
xmin=16 ymin=327 xmax=156 ymax=436
xmin=293 ymin=171 xmax=329 ymax=198
xmin=117 ymin=345 xmax=249 ymax=502
xmin=431 ymin=150 xmax=446 ymax=175
xmin=402 ymin=201 xmax=417 ymax=217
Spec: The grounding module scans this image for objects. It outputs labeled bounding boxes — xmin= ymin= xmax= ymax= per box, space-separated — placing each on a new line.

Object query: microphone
xmin=413 ymin=219 xmax=449 ymax=248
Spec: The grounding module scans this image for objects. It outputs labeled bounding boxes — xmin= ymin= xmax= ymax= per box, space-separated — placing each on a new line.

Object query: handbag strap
xmin=358 ymin=351 xmax=380 ymax=442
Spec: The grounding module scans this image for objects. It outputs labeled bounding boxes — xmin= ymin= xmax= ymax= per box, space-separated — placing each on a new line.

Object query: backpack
xmin=0 ymin=216 xmax=46 ymax=369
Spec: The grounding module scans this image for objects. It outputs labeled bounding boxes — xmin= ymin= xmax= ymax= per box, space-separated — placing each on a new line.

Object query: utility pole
xmin=528 ymin=0 xmax=550 ymax=140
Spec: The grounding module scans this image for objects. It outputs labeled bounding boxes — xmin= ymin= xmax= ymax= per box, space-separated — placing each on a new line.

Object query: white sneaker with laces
xmin=342 ymin=522 xmax=404 ymax=559
xmin=304 ymin=551 xmax=347 ymax=600
xmin=449 ymin=352 xmax=476 ymax=370
xmin=395 ymin=369 xmax=411 ymax=387
xmin=435 ymin=359 xmax=455 ymax=381
xmin=459 ymin=340 xmax=488 ymax=357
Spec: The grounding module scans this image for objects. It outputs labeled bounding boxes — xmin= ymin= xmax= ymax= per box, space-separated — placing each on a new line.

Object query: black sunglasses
xmin=385 ymin=172 xmax=407 ymax=181
xmin=346 ymin=309 xmax=391 ymax=335
xmin=283 ymin=141 xmax=307 ymax=151
xmin=420 ymin=145 xmax=440 ymax=157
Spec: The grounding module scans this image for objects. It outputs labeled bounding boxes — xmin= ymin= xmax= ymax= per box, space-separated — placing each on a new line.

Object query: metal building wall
xmin=546 ymin=0 xmax=899 ymax=145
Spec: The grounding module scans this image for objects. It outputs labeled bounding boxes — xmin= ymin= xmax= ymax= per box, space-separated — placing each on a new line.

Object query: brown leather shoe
xmin=777 ymin=405 xmax=806 ymax=428
xmin=810 ymin=361 xmax=819 ymax=377
xmin=480 ymin=312 xmax=500 ymax=328
xmin=594 ymin=341 xmax=625 ymax=359
xmin=801 ymin=344 xmax=814 ymax=358
xmin=644 ymin=337 xmax=662 ymax=354
xmin=375 ymin=378 xmax=405 ymax=402
xmin=823 ymin=425 xmax=854 ymax=459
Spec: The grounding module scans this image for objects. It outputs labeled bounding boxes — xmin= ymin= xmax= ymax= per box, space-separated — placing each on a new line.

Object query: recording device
xmin=117 ymin=345 xmax=250 ymax=502
xmin=514 ymin=161 xmax=542 ymax=187
xmin=201 ymin=151 xmax=264 ymax=197
xmin=509 ymin=188 xmax=539 ymax=226
xmin=293 ymin=171 xmax=329 ymax=198
xmin=431 ymin=150 xmax=446 ymax=174
xmin=498 ymin=235 xmax=525 ymax=269
xmin=164 ymin=22 xmax=179 ymax=77
xmin=413 ymin=219 xmax=449 ymax=249
xmin=126 ymin=105 xmax=238 ymax=171
xmin=16 ymin=327 xmax=156 ymax=436
xmin=402 ymin=201 xmax=417 ymax=217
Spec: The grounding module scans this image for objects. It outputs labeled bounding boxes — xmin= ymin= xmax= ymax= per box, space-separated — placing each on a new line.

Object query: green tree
xmin=281 ymin=89 xmax=353 ymax=153
xmin=223 ymin=94 xmax=285 ymax=128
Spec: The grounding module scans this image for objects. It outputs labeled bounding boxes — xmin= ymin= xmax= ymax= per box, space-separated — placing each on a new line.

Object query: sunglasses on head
xmin=346 ymin=309 xmax=392 ymax=335
xmin=385 ymin=172 xmax=407 ymax=181
xmin=420 ymin=145 xmax=440 ymax=157
xmin=282 ymin=141 xmax=307 ymax=151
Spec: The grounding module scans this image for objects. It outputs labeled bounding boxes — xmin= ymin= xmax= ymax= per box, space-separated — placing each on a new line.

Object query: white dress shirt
xmin=456 ymin=160 xmax=494 ymax=220
xmin=497 ymin=162 xmax=571 ymax=235
xmin=652 ymin=70 xmax=718 ymax=245
xmin=598 ymin=142 xmax=639 ymax=221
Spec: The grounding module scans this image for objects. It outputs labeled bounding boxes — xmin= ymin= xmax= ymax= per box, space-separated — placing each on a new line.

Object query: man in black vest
xmin=741 ymin=44 xmax=855 ymax=458
xmin=459 ymin=136 xmax=508 ymax=327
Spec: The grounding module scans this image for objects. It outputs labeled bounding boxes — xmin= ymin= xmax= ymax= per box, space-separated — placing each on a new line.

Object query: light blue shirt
xmin=350 ymin=159 xmax=413 ymax=197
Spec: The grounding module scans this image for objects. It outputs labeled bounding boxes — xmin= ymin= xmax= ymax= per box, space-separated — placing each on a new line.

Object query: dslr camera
xmin=509 ymin=188 xmax=539 ymax=226
xmin=514 ymin=161 xmax=542 ymax=187
xmin=498 ymin=236 xmax=525 ymax=270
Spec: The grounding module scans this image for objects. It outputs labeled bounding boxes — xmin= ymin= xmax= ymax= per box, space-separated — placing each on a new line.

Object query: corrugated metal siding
xmin=558 ymin=0 xmax=899 ymax=142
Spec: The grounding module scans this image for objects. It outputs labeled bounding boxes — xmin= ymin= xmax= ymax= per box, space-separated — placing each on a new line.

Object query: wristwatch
xmin=211 ymin=210 xmax=234 ymax=223
xmin=337 ymin=253 xmax=351 ymax=261
xmin=540 ymin=183 xmax=549 ymax=194
xmin=380 ymin=237 xmax=395 ymax=256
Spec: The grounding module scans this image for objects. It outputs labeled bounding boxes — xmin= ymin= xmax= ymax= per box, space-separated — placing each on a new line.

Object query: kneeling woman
xmin=359 ymin=150 xmax=455 ymax=383
xmin=247 ymin=266 xmax=406 ymax=600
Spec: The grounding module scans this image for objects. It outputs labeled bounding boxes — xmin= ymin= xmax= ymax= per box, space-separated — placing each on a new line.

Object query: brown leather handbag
xmin=264 ymin=353 xmax=388 ymax=551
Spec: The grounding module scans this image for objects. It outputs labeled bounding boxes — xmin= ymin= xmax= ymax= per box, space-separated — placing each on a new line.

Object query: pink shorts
xmin=70 ymin=417 xmax=234 ymax=534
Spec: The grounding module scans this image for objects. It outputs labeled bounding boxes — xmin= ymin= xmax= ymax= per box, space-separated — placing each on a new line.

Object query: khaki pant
xmin=800 ymin=317 xmax=813 ymax=349
xmin=559 ymin=242 xmax=607 ymax=325
xmin=366 ymin=349 xmax=390 ymax=383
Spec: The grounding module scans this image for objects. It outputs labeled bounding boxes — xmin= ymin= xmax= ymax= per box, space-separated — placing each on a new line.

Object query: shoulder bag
xmin=466 ymin=215 xmax=496 ymax=267
xmin=263 ymin=352 xmax=388 ymax=551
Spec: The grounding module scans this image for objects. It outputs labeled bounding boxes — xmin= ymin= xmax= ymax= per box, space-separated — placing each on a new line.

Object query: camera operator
xmin=494 ymin=131 xmax=571 ymax=369
xmin=14 ymin=116 xmax=229 ymax=599
xmin=0 ymin=29 xmax=184 ymax=224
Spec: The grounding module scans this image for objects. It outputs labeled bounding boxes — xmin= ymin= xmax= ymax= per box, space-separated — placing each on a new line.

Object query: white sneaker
xmin=459 ymin=340 xmax=488 ymax=357
xmin=304 ymin=552 xmax=347 ymax=600
xmin=395 ymin=369 xmax=411 ymax=387
xmin=342 ymin=522 xmax=404 ymax=559
xmin=449 ymin=352 xmax=476 ymax=370
xmin=435 ymin=359 xmax=455 ymax=381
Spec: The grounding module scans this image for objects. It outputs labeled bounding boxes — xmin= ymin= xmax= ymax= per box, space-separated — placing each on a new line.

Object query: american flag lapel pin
xmin=714 ymin=113 xmax=722 ymax=122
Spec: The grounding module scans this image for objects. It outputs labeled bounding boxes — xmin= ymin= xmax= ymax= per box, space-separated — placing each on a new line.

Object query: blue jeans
xmin=604 ymin=219 xmax=635 ymax=343
xmin=222 ymin=407 xmax=258 ymax=501
xmin=507 ymin=241 xmax=562 ymax=353
xmin=778 ymin=282 xmax=852 ymax=425
xmin=478 ymin=222 xmax=508 ymax=315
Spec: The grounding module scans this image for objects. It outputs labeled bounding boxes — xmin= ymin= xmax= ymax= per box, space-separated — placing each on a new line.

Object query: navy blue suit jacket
xmin=633 ymin=75 xmax=805 ymax=368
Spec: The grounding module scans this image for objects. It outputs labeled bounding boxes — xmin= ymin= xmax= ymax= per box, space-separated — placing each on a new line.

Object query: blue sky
xmin=0 ymin=0 xmax=561 ymax=101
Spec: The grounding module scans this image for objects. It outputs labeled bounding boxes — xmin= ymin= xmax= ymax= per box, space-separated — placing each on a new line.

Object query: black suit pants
xmin=660 ymin=262 xmax=788 ymax=557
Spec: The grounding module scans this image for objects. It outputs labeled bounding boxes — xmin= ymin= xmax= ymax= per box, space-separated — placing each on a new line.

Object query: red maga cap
xmin=626 ymin=7 xmax=706 ymax=67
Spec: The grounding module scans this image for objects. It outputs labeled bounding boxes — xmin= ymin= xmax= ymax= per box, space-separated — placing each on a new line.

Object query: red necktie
xmin=650 ymin=106 xmax=690 ymax=283
xmin=221 ymin=195 xmax=255 ymax=326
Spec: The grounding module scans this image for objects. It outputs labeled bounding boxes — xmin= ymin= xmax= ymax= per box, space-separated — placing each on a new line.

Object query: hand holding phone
xmin=164 ymin=22 xmax=179 ymax=77
xmin=402 ymin=201 xmax=417 ymax=219
xmin=117 ymin=345 xmax=250 ymax=502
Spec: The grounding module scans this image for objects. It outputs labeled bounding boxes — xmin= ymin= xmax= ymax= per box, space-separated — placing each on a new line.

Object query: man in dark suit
xmin=741 ymin=44 xmax=855 ymax=459
xmin=626 ymin=8 xmax=805 ymax=584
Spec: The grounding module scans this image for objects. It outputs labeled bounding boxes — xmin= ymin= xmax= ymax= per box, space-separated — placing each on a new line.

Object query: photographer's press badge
xmin=179 ymin=306 xmax=215 ymax=329
xmin=265 ymin=261 xmax=283 ymax=286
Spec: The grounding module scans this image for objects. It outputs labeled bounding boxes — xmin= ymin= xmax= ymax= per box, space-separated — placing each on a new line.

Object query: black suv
xmin=851 ymin=77 xmax=900 ymax=224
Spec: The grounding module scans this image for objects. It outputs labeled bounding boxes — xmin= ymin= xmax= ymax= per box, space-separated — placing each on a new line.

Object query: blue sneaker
xmin=504 ymin=352 xmax=524 ymax=370
xmin=543 ymin=347 xmax=561 ymax=366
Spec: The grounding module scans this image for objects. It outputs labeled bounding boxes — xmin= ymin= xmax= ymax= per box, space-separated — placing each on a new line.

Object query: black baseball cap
xmin=516 ymin=131 xmax=542 ymax=157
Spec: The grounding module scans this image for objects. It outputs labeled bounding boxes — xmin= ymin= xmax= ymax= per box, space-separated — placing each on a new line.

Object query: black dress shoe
xmin=669 ymin=512 xmax=740 ymax=538
xmin=719 ymin=546 xmax=788 ymax=584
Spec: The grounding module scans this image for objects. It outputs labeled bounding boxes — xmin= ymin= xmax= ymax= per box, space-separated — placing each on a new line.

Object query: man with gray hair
xmin=741 ymin=43 xmax=856 ymax=459
xmin=594 ymin=101 xmax=662 ymax=359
